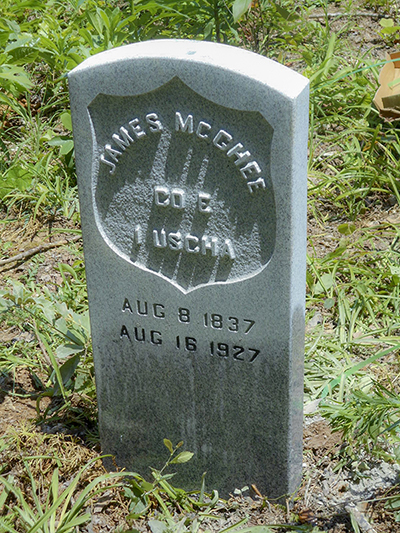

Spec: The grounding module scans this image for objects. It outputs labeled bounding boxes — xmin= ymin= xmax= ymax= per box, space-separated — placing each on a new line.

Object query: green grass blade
xmin=321 ymin=344 xmax=400 ymax=398
xmin=35 ymin=329 xmax=67 ymax=401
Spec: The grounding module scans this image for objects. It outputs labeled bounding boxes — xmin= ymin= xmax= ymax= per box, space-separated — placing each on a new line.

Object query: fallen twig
xmin=309 ymin=12 xmax=379 ymax=19
xmin=0 ymin=234 xmax=82 ymax=266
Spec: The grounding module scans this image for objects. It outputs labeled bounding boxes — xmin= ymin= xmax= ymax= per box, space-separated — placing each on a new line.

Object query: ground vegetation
xmin=1 ymin=0 xmax=400 ymax=531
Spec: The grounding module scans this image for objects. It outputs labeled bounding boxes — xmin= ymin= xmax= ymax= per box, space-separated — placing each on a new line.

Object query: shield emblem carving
xmin=89 ymin=77 xmax=276 ymax=293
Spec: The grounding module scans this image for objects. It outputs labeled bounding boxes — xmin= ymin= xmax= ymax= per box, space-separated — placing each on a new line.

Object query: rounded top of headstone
xmin=69 ymin=38 xmax=309 ymax=294
xmin=69 ymin=39 xmax=308 ymax=100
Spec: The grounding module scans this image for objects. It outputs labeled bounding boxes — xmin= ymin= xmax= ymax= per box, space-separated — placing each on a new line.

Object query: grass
xmin=1 ymin=0 xmax=400 ymax=531
xmin=0 ymin=458 xmax=124 ymax=533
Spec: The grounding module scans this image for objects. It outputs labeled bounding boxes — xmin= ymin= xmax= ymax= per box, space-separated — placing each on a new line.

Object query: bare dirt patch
xmin=2 ymin=3 xmax=400 ymax=532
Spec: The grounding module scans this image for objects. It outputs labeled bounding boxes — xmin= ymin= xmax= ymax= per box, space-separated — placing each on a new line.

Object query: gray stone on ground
xmin=69 ymin=39 xmax=309 ymax=499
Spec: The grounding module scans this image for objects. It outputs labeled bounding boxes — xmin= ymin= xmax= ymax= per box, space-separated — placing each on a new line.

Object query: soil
xmin=2 ymin=1 xmax=400 ymax=532
xmin=2 ymin=364 xmax=400 ymax=532
xmin=2 ymin=209 xmax=400 ymax=529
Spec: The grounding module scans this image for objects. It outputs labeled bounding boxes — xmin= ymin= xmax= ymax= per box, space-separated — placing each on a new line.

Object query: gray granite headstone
xmin=68 ymin=40 xmax=309 ymax=499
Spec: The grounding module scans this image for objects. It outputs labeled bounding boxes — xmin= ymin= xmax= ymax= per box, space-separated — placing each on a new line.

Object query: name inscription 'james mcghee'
xmin=100 ymin=111 xmax=266 ymax=194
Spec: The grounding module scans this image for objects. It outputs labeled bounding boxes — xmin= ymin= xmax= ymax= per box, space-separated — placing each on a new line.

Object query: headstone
xmin=68 ymin=39 xmax=309 ymax=499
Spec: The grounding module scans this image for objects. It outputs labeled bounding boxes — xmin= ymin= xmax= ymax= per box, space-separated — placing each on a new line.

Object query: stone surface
xmin=68 ymin=39 xmax=309 ymax=499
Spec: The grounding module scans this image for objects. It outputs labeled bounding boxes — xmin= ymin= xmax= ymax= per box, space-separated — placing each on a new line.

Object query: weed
xmin=363 ymin=0 xmax=394 ymax=13
xmin=238 ymin=1 xmax=318 ymax=59
xmin=321 ymin=380 xmax=400 ymax=462
xmin=0 ymin=280 xmax=93 ymax=420
xmin=122 ymin=440 xmax=294 ymax=533
xmin=1 ymin=0 xmax=400 ymax=530
xmin=0 ymin=455 xmax=124 ymax=533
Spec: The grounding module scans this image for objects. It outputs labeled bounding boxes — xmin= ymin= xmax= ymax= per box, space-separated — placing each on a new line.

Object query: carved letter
xmin=136 ymin=300 xmax=148 ymax=316
xmin=120 ymin=325 xmax=130 ymax=339
xmin=213 ymin=129 xmax=233 ymax=151
xmin=103 ymin=144 xmax=122 ymax=164
xmin=198 ymin=192 xmax=212 ymax=213
xmin=220 ymin=239 xmax=236 ymax=260
xmin=134 ymin=327 xmax=145 ymax=342
xmin=239 ymin=160 xmax=261 ymax=180
xmin=153 ymin=229 xmax=167 ymax=248
xmin=201 ymin=235 xmax=218 ymax=256
xmin=150 ymin=330 xmax=162 ymax=345
xmin=146 ymin=112 xmax=163 ymax=132
xmin=129 ymin=118 xmax=146 ymax=139
xmin=171 ymin=189 xmax=185 ymax=209
xmin=153 ymin=304 xmax=165 ymax=318
xmin=122 ymin=298 xmax=133 ymax=313
xmin=100 ymin=155 xmax=116 ymax=174
xmin=196 ymin=121 xmax=212 ymax=140
xmin=112 ymin=127 xmax=133 ymax=150
xmin=176 ymin=112 xmax=194 ymax=133
xmin=184 ymin=235 xmax=200 ymax=253
xmin=134 ymin=224 xmax=142 ymax=244
xmin=247 ymin=177 xmax=266 ymax=193
xmin=227 ymin=143 xmax=251 ymax=166
xmin=154 ymin=186 xmax=170 ymax=207
xmin=168 ymin=232 xmax=183 ymax=251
